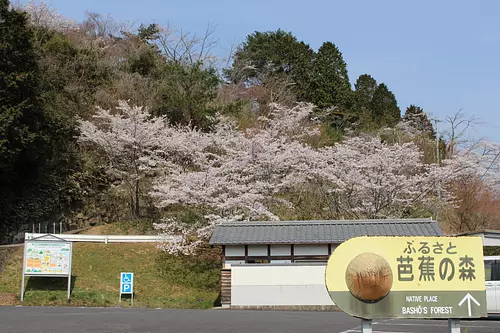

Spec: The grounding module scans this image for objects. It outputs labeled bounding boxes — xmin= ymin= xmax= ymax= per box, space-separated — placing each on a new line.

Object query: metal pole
xmin=38 ymin=223 xmax=41 ymax=233
xmin=32 ymin=224 xmax=34 ymax=234
xmin=59 ymin=221 xmax=63 ymax=234
xmin=435 ymin=118 xmax=441 ymax=222
xmin=53 ymin=223 xmax=56 ymax=234
xmin=67 ymin=243 xmax=73 ymax=302
xmin=435 ymin=118 xmax=440 ymax=165
xmin=360 ymin=319 xmax=372 ymax=333
xmin=20 ymin=243 xmax=27 ymax=302
xmin=448 ymin=319 xmax=460 ymax=333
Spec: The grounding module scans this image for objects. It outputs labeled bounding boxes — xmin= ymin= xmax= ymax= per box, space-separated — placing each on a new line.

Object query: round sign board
xmin=325 ymin=236 xmax=486 ymax=319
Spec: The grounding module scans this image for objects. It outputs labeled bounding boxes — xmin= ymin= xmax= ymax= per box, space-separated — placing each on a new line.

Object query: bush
xmin=484 ymin=246 xmax=500 ymax=256
xmin=155 ymin=249 xmax=221 ymax=291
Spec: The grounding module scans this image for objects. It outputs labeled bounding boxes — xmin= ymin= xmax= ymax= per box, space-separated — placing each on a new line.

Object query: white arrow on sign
xmin=458 ymin=293 xmax=480 ymax=316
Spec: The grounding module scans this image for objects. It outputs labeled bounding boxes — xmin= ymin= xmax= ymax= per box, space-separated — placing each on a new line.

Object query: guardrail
xmin=24 ymin=233 xmax=179 ymax=244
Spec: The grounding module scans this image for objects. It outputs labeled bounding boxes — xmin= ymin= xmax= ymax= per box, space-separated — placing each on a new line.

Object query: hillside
xmin=0 ymin=241 xmax=220 ymax=308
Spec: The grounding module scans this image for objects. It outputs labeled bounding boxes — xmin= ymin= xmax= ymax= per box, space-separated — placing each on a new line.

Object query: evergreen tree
xmin=354 ymin=74 xmax=377 ymax=113
xmin=403 ymin=105 xmax=435 ymax=138
xmin=370 ymin=83 xmax=401 ymax=127
xmin=0 ymin=0 xmax=77 ymax=242
xmin=225 ymin=29 xmax=314 ymax=101
xmin=310 ymin=41 xmax=353 ymax=111
xmin=155 ymin=61 xmax=220 ymax=130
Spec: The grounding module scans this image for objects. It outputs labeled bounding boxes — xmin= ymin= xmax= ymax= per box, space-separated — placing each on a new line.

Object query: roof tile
xmin=209 ymin=218 xmax=443 ymax=245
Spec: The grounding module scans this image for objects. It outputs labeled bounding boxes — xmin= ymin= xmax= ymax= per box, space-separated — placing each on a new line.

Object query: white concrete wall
xmin=482 ymin=236 xmax=500 ymax=246
xmin=294 ymin=244 xmax=329 ymax=255
xmin=225 ymin=244 xmax=335 ymax=257
xmin=248 ymin=245 xmax=267 ymax=256
xmin=225 ymin=245 xmax=245 ymax=256
xmin=231 ymin=265 xmax=334 ymax=306
xmin=270 ymin=244 xmax=291 ymax=256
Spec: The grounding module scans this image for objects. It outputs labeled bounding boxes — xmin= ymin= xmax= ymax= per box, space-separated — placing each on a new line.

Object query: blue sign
xmin=120 ymin=272 xmax=134 ymax=294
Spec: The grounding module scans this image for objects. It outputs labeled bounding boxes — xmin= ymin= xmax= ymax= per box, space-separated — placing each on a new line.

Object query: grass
xmin=80 ymin=220 xmax=157 ymax=235
xmin=0 ymin=242 xmax=220 ymax=309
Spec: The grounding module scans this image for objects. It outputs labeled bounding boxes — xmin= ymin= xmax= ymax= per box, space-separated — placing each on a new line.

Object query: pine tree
xmin=354 ymin=74 xmax=377 ymax=113
xmin=0 ymin=0 xmax=45 ymax=178
xmin=370 ymin=83 xmax=401 ymax=127
xmin=403 ymin=105 xmax=435 ymax=138
xmin=0 ymin=0 xmax=77 ymax=242
xmin=309 ymin=41 xmax=353 ymax=111
xmin=225 ymin=29 xmax=314 ymax=101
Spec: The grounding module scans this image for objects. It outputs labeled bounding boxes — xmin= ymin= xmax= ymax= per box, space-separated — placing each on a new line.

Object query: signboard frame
xmin=21 ymin=234 xmax=73 ymax=302
xmin=119 ymin=272 xmax=134 ymax=305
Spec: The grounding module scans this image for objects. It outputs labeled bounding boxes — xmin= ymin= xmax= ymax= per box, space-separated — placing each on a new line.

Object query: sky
xmin=22 ymin=0 xmax=500 ymax=142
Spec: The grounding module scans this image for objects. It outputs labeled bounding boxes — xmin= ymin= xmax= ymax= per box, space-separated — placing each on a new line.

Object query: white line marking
xmin=346 ymin=331 xmax=416 ymax=333
xmin=338 ymin=328 xmax=359 ymax=333
xmin=338 ymin=321 xmax=379 ymax=333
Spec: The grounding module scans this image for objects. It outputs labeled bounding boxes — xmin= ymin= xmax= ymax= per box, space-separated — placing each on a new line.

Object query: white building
xmin=209 ymin=218 xmax=443 ymax=308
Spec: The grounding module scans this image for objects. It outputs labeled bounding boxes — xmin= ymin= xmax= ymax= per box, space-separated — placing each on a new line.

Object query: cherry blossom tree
xmin=151 ymin=103 xmax=480 ymax=254
xmin=151 ymin=103 xmax=324 ymax=253
xmin=19 ymin=1 xmax=78 ymax=32
xmin=78 ymin=100 xmax=211 ymax=217
xmin=80 ymin=101 xmax=492 ymax=254
xmin=318 ymin=135 xmax=473 ymax=219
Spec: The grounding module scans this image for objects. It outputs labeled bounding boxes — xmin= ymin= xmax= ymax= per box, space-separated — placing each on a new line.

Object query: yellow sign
xmin=325 ymin=236 xmax=487 ymax=319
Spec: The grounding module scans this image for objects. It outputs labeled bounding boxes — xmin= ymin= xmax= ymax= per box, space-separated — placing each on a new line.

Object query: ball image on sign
xmin=345 ymin=252 xmax=393 ymax=303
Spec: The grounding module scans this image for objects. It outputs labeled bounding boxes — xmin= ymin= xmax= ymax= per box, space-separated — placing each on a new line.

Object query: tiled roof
xmin=209 ymin=218 xmax=443 ymax=245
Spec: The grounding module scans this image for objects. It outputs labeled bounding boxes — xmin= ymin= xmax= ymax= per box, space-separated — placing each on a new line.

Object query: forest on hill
xmin=2 ymin=0 xmax=500 ymax=250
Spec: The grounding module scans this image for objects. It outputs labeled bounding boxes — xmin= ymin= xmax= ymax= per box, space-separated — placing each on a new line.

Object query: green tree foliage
xmin=370 ymin=83 xmax=401 ymax=127
xmin=155 ymin=62 xmax=220 ymax=130
xmin=225 ymin=29 xmax=314 ymax=101
xmin=127 ymin=45 xmax=161 ymax=77
xmin=33 ymin=26 xmax=114 ymax=120
xmin=309 ymin=41 xmax=353 ymax=111
xmin=354 ymin=74 xmax=377 ymax=113
xmin=403 ymin=105 xmax=436 ymax=138
xmin=0 ymin=0 xmax=78 ymax=242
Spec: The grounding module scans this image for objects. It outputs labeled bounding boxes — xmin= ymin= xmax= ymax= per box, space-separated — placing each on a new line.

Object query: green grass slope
xmin=0 ymin=242 xmax=220 ymax=309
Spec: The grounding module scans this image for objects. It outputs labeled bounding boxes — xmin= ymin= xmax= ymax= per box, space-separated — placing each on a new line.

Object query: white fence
xmin=231 ymin=263 xmax=334 ymax=306
xmin=25 ymin=233 xmax=179 ymax=244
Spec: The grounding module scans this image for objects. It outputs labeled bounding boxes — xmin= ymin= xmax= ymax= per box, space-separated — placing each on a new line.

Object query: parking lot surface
xmin=0 ymin=306 xmax=499 ymax=333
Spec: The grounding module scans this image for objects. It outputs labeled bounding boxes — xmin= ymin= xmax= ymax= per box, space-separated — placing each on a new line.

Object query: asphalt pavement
xmin=0 ymin=306 xmax=499 ymax=333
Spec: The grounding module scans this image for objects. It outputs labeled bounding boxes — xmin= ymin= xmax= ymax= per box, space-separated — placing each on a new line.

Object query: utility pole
xmin=434 ymin=118 xmax=441 ymax=222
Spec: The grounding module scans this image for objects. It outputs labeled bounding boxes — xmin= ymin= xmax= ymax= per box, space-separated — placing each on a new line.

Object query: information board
xmin=24 ymin=241 xmax=72 ymax=276
xmin=325 ymin=236 xmax=487 ymax=319
xmin=21 ymin=235 xmax=73 ymax=302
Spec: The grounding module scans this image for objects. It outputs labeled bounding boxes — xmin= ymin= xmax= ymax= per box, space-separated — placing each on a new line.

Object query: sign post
xmin=21 ymin=234 xmax=73 ymax=302
xmin=325 ymin=236 xmax=486 ymax=332
xmin=120 ymin=272 xmax=134 ymax=305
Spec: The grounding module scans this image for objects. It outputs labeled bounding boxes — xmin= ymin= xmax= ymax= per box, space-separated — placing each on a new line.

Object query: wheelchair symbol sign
xmin=120 ymin=272 xmax=134 ymax=294
xmin=122 ymin=273 xmax=132 ymax=283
